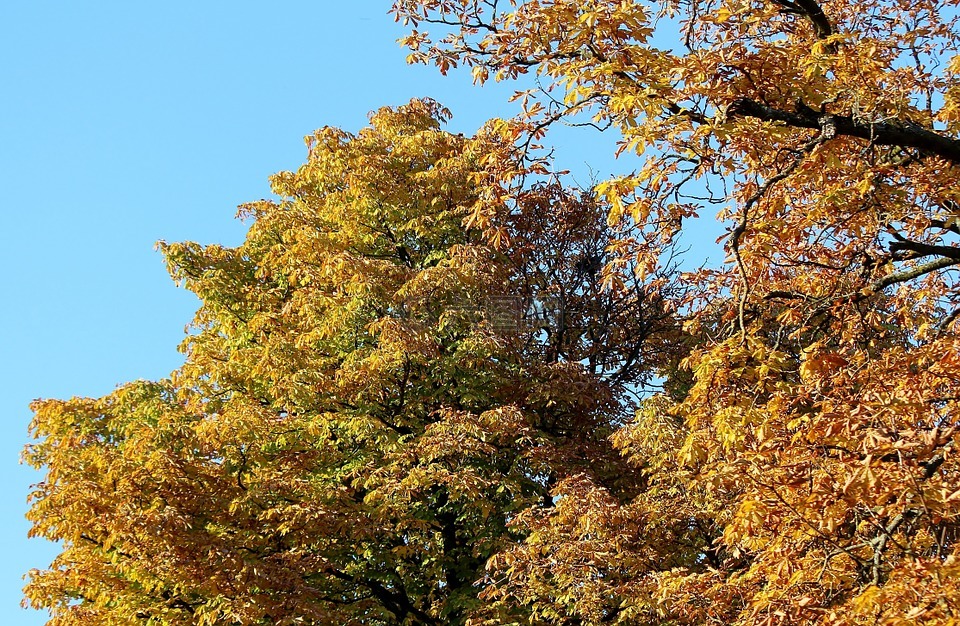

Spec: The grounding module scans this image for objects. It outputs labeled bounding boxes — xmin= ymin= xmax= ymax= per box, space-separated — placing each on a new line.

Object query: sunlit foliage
xmin=392 ymin=0 xmax=960 ymax=624
xmin=24 ymin=100 xmax=676 ymax=625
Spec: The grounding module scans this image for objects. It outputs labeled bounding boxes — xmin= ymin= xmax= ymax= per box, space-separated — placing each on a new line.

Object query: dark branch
xmin=727 ymin=99 xmax=960 ymax=165
xmin=889 ymin=239 xmax=960 ymax=262
xmin=771 ymin=0 xmax=834 ymax=41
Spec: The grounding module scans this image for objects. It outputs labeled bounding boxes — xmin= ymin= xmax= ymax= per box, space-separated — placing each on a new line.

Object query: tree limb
xmin=771 ymin=0 xmax=834 ymax=42
xmin=889 ymin=239 xmax=960 ymax=262
xmin=871 ymin=256 xmax=960 ymax=292
xmin=727 ymin=99 xmax=960 ymax=165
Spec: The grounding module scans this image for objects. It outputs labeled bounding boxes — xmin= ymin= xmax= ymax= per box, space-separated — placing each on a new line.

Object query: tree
xmin=24 ymin=100 xmax=678 ymax=625
xmin=393 ymin=1 xmax=960 ymax=624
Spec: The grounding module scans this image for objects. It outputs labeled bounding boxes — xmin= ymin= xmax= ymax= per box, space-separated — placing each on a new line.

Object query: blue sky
xmin=0 ymin=2 xmax=717 ymax=623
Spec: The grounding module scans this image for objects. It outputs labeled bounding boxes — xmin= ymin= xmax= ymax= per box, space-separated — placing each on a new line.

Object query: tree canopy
xmin=25 ymin=0 xmax=960 ymax=624
xmin=24 ymin=100 xmax=675 ymax=625
xmin=390 ymin=0 xmax=960 ymax=624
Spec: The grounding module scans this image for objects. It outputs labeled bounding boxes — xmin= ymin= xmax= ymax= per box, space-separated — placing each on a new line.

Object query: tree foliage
xmin=24 ymin=100 xmax=676 ymax=625
xmin=390 ymin=0 xmax=960 ymax=624
xmin=26 ymin=0 xmax=960 ymax=623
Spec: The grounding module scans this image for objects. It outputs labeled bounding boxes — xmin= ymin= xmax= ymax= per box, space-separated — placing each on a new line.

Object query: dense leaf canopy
xmin=390 ymin=0 xmax=960 ymax=624
xmin=25 ymin=0 xmax=960 ymax=624
xmin=24 ymin=100 xmax=675 ymax=625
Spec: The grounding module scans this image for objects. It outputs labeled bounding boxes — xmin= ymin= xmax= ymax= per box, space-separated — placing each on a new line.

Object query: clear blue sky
xmin=0 ymin=2 xmax=714 ymax=623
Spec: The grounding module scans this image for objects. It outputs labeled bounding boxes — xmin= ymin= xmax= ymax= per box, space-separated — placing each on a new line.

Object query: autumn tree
xmin=24 ymin=100 xmax=678 ymax=625
xmin=393 ymin=0 xmax=960 ymax=624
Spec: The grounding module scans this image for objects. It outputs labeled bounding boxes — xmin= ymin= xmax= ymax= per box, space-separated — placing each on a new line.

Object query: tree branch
xmin=771 ymin=0 xmax=834 ymax=41
xmin=871 ymin=256 xmax=960 ymax=292
xmin=889 ymin=239 xmax=960 ymax=262
xmin=727 ymin=99 xmax=960 ymax=165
